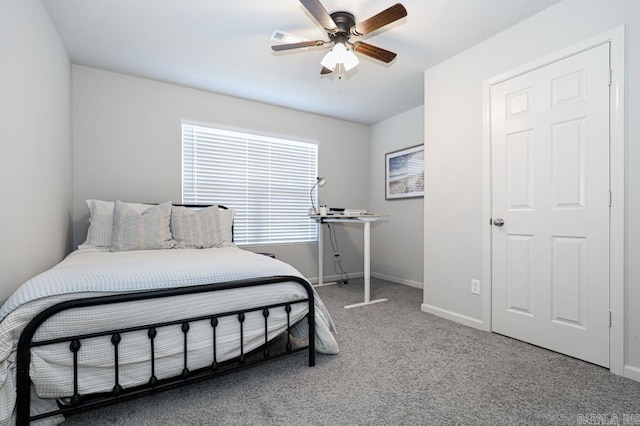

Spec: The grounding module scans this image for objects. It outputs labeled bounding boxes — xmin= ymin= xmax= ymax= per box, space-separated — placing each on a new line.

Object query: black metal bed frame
xmin=14 ymin=204 xmax=316 ymax=425
xmin=15 ymin=275 xmax=316 ymax=425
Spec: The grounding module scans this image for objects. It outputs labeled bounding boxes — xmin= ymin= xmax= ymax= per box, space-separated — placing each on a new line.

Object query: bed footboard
xmin=15 ymin=275 xmax=316 ymax=425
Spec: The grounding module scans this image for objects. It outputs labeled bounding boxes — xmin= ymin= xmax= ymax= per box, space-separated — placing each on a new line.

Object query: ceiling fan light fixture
xmin=272 ymin=1 xmax=406 ymax=76
xmin=342 ymin=49 xmax=359 ymax=71
xmin=320 ymin=42 xmax=359 ymax=72
xmin=320 ymin=50 xmax=337 ymax=71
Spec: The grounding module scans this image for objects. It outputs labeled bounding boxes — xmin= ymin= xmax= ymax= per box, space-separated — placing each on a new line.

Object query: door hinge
xmin=608 ymin=311 xmax=612 ymax=328
xmin=608 ymin=69 xmax=613 ymax=86
xmin=609 ymin=190 xmax=612 ymax=207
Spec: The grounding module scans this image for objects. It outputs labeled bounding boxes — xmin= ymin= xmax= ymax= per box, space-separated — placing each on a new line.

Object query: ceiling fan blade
xmin=271 ymin=40 xmax=326 ymax=51
xmin=300 ymin=0 xmax=338 ymax=33
xmin=320 ymin=66 xmax=333 ymax=75
xmin=351 ymin=41 xmax=397 ymax=63
xmin=350 ymin=3 xmax=407 ymax=36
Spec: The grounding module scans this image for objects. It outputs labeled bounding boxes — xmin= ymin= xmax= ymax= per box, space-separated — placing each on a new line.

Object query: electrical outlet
xmin=471 ymin=279 xmax=480 ymax=295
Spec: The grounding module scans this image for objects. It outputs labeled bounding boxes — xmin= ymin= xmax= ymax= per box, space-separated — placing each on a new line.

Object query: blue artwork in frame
xmin=385 ymin=144 xmax=424 ymax=200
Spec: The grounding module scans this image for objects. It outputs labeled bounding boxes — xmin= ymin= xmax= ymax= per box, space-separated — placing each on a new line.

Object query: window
xmin=182 ymin=122 xmax=318 ymax=245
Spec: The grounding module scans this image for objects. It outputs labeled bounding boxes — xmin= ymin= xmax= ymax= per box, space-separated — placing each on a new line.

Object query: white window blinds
xmin=182 ymin=123 xmax=318 ymax=245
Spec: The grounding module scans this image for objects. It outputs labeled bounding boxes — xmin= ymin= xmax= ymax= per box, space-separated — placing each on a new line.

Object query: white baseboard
xmin=421 ymin=303 xmax=485 ymax=331
xmin=371 ymin=272 xmax=423 ymax=289
xmin=309 ymin=272 xmax=422 ymax=289
xmin=307 ymin=272 xmax=363 ymax=285
xmin=624 ymin=365 xmax=640 ymax=383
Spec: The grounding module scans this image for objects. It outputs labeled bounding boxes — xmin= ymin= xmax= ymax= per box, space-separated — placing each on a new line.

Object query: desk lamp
xmin=309 ymin=176 xmax=326 ymax=215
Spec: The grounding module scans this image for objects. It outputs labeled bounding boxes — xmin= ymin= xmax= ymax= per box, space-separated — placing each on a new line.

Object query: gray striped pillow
xmin=171 ymin=205 xmax=225 ymax=249
xmin=110 ymin=200 xmax=175 ymax=251
xmin=80 ymin=199 xmax=152 ymax=249
xmin=218 ymin=209 xmax=235 ymax=245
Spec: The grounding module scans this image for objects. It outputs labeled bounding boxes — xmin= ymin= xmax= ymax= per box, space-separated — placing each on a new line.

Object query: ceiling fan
xmin=271 ymin=0 xmax=407 ymax=77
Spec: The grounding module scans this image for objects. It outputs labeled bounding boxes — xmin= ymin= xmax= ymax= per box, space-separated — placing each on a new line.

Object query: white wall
xmin=423 ymin=0 xmax=640 ymax=377
xmin=72 ymin=66 xmax=370 ymax=281
xmin=369 ymin=106 xmax=424 ymax=288
xmin=0 ymin=0 xmax=72 ymax=302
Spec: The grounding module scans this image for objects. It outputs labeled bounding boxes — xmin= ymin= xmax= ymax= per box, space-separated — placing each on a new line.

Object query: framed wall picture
xmin=385 ymin=144 xmax=424 ymax=200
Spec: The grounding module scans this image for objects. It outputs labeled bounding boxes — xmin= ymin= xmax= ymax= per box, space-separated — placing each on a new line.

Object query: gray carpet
xmin=63 ymin=278 xmax=640 ymax=425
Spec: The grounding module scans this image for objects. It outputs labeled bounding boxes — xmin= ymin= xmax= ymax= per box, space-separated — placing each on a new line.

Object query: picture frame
xmin=385 ymin=144 xmax=424 ymax=200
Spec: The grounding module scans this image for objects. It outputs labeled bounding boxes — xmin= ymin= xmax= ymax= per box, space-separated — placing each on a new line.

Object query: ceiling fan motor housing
xmin=329 ymin=11 xmax=356 ymax=41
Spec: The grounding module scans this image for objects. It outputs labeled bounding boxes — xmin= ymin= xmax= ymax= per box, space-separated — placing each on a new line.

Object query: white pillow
xmin=79 ymin=200 xmax=153 ymax=249
xmin=111 ymin=201 xmax=175 ymax=251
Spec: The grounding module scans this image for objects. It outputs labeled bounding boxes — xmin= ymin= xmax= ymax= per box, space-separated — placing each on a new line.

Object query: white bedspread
xmin=0 ymin=247 xmax=338 ymax=426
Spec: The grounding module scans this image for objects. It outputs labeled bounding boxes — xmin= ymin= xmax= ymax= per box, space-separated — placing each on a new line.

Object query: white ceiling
xmin=42 ymin=0 xmax=561 ymax=125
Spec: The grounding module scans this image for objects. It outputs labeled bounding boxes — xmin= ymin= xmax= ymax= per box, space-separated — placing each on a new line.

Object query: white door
xmin=490 ymin=43 xmax=611 ymax=367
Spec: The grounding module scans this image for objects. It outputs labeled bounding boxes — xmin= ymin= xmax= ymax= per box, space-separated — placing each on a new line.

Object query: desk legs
xmin=315 ymin=221 xmax=336 ymax=287
xmin=318 ymin=222 xmax=323 ymax=285
xmin=344 ymin=221 xmax=388 ymax=309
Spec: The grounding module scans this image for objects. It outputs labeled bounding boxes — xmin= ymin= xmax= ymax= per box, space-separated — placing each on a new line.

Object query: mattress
xmin=0 ymin=247 xmax=338 ymax=426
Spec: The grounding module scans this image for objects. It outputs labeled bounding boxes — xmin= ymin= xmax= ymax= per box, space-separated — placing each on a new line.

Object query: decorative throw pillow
xmin=218 ymin=208 xmax=235 ymax=246
xmin=110 ymin=200 xmax=175 ymax=251
xmin=79 ymin=199 xmax=152 ymax=249
xmin=171 ymin=205 xmax=224 ymax=249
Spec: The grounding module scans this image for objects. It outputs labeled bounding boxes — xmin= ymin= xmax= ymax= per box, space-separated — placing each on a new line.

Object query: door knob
xmin=493 ymin=218 xmax=505 ymax=227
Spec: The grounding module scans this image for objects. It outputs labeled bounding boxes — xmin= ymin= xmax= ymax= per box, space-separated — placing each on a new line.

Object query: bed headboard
xmin=174 ymin=204 xmax=229 ymax=210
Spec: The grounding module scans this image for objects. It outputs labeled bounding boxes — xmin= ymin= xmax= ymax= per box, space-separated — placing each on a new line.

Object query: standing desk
xmin=312 ymin=215 xmax=388 ymax=309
